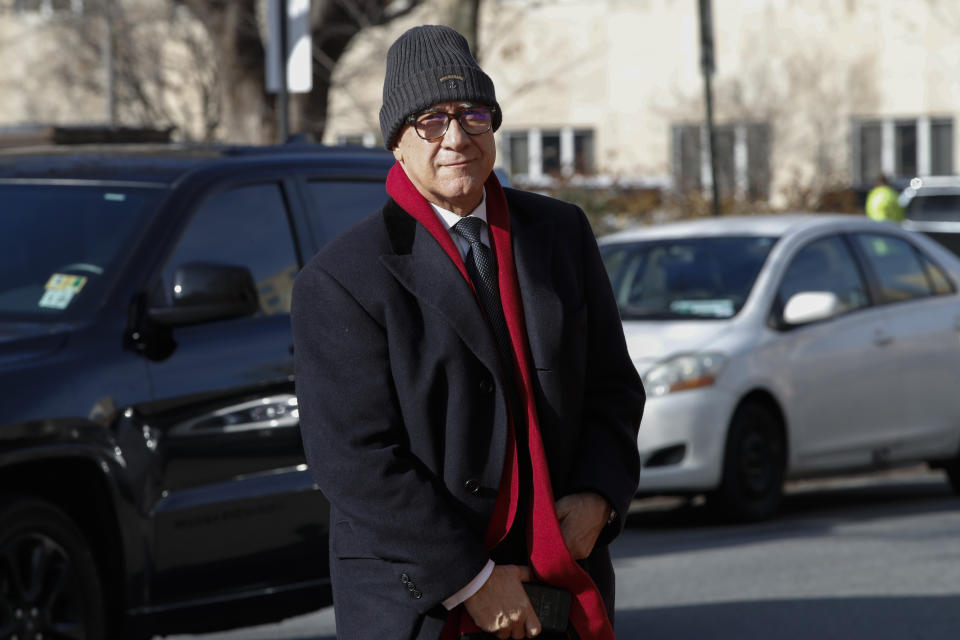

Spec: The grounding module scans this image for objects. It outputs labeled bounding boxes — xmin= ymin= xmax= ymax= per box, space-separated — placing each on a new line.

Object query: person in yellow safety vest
xmin=865 ymin=173 xmax=905 ymax=222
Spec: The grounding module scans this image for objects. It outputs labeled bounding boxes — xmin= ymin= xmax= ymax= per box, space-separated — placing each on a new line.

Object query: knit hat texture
xmin=380 ymin=24 xmax=501 ymax=149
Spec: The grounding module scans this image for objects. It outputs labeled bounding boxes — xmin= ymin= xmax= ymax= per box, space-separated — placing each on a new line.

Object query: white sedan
xmin=599 ymin=214 xmax=960 ymax=520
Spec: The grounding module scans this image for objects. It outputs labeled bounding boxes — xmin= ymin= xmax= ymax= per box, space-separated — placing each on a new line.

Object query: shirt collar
xmin=429 ymin=188 xmax=488 ymax=231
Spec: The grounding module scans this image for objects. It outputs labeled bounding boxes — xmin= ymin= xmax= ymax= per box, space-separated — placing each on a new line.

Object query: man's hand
xmin=555 ymin=492 xmax=612 ymax=560
xmin=463 ymin=564 xmax=541 ymax=639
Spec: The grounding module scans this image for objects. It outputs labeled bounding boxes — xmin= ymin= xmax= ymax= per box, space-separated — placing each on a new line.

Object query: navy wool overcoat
xmin=291 ymin=187 xmax=645 ymax=640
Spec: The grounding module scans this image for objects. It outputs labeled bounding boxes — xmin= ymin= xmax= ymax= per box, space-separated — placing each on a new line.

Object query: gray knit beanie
xmin=380 ymin=24 xmax=501 ymax=149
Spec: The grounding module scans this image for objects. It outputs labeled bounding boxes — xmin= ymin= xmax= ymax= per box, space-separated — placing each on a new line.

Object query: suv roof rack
xmin=220 ymin=141 xmax=389 ymax=157
xmin=0 ymin=124 xmax=174 ymax=148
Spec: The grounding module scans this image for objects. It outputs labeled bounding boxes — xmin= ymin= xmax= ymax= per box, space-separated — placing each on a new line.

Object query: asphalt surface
xmin=163 ymin=466 xmax=960 ymax=640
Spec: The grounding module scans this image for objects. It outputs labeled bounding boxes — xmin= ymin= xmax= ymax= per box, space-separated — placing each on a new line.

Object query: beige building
xmin=2 ymin=0 xmax=957 ymax=209
xmin=0 ymin=0 xmax=217 ymax=142
xmin=324 ymin=0 xmax=960 ymax=208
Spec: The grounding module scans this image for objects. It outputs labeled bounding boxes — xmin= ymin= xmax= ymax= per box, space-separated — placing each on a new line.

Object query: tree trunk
xmin=181 ymin=0 xmax=423 ymax=143
xmin=297 ymin=0 xmax=422 ymax=141
xmin=436 ymin=0 xmax=481 ymax=59
xmin=183 ymin=0 xmax=274 ymax=143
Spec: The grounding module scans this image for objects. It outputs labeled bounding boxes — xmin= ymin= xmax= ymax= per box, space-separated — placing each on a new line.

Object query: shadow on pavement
xmin=617 ymin=470 xmax=958 ymax=558
xmin=616 ymin=594 xmax=960 ymax=640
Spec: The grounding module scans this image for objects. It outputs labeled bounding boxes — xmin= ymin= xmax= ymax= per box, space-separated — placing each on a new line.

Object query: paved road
xmin=164 ymin=466 xmax=960 ymax=640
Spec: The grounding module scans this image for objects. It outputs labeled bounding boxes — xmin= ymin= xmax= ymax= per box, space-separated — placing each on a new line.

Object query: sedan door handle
xmin=873 ymin=329 xmax=893 ymax=346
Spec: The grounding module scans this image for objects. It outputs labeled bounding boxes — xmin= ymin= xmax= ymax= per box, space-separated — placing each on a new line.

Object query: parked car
xmin=0 ymin=142 xmax=395 ymax=639
xmin=599 ymin=214 xmax=960 ymax=521
xmin=900 ymin=175 xmax=960 ymax=256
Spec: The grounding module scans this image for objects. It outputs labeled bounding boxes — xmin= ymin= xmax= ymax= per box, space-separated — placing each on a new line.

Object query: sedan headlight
xmin=643 ymin=353 xmax=728 ymax=397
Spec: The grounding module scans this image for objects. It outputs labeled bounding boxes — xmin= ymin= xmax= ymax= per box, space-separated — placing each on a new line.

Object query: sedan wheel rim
xmin=0 ymin=532 xmax=87 ymax=640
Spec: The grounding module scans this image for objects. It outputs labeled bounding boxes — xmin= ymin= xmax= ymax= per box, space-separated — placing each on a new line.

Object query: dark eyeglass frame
xmin=406 ymin=105 xmax=498 ymax=141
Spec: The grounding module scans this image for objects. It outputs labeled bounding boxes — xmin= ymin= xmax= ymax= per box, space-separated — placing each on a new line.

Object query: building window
xmin=853 ymin=117 xmax=954 ymax=183
xmin=714 ymin=127 xmax=736 ymax=199
xmin=747 ymin=124 xmax=771 ymax=200
xmin=335 ymin=132 xmax=377 ymax=147
xmin=857 ymin=121 xmax=882 ymax=185
xmin=502 ymin=128 xmax=595 ymax=183
xmin=541 ymin=131 xmax=562 ymax=176
xmin=507 ymin=132 xmax=529 ymax=175
xmin=932 ymin=119 xmax=954 ymax=175
xmin=573 ymin=130 xmax=595 ymax=174
xmin=895 ymin=121 xmax=918 ymax=179
xmin=671 ymin=122 xmax=770 ymax=200
xmin=673 ymin=125 xmax=701 ymax=192
xmin=15 ymin=0 xmax=83 ymax=14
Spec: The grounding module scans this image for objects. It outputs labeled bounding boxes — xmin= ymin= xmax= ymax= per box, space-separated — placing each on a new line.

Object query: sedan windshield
xmin=601 ymin=235 xmax=777 ymax=320
xmin=0 ymin=183 xmax=162 ymax=320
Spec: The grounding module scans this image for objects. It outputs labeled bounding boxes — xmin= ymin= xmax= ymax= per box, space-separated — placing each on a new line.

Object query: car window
xmin=158 ymin=183 xmax=299 ymax=316
xmin=777 ymin=235 xmax=869 ymax=314
xmin=854 ymin=233 xmax=933 ymax=303
xmin=919 ymin=254 xmax=955 ymax=295
xmin=0 ymin=184 xmax=162 ymax=320
xmin=601 ymin=235 xmax=776 ymax=320
xmin=305 ymin=180 xmax=387 ymax=246
xmin=906 ymin=194 xmax=960 ymax=221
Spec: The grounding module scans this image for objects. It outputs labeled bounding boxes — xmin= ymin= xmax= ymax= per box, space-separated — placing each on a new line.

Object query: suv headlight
xmin=643 ymin=353 xmax=728 ymax=397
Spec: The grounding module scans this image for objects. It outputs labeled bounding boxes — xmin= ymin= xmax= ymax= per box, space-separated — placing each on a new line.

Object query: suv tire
xmin=0 ymin=497 xmax=105 ymax=640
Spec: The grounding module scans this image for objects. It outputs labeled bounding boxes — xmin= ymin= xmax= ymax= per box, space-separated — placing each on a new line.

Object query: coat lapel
xmin=378 ymin=205 xmax=503 ymax=377
xmin=509 ymin=193 xmax=563 ymax=371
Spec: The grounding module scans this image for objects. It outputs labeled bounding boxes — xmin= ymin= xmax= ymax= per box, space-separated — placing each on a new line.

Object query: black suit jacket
xmin=291 ymin=188 xmax=644 ymax=640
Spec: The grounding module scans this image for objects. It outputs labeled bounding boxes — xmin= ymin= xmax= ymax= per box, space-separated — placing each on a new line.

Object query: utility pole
xmin=103 ymin=1 xmax=116 ymax=126
xmin=267 ymin=0 xmax=311 ymax=143
xmin=699 ymin=0 xmax=720 ymax=216
xmin=276 ymin=0 xmax=290 ymax=142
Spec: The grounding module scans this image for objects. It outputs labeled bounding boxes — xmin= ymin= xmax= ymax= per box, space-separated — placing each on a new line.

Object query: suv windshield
xmin=906 ymin=194 xmax=960 ymax=222
xmin=601 ymin=235 xmax=777 ymax=320
xmin=0 ymin=183 xmax=162 ymax=320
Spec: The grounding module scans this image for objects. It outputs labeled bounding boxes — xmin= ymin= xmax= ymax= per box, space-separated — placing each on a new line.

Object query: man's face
xmin=392 ymin=101 xmax=496 ymax=215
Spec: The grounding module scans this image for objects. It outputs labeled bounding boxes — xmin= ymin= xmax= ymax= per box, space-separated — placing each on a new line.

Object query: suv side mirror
xmin=148 ymin=262 xmax=259 ymax=327
xmin=781 ymin=291 xmax=841 ymax=326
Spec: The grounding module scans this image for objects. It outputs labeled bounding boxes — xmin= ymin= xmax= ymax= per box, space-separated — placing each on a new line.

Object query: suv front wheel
xmin=0 ymin=497 xmax=105 ymax=640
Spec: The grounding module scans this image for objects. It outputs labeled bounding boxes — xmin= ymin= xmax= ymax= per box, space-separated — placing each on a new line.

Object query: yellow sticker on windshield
xmin=45 ymin=274 xmax=88 ymax=291
xmin=38 ymin=273 xmax=88 ymax=309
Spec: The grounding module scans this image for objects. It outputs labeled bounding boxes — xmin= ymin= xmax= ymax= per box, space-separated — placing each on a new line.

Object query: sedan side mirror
xmin=148 ymin=262 xmax=259 ymax=327
xmin=781 ymin=291 xmax=841 ymax=326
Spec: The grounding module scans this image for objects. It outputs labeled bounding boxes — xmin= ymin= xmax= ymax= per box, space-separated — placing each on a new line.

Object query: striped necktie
xmin=453 ymin=216 xmax=516 ymax=379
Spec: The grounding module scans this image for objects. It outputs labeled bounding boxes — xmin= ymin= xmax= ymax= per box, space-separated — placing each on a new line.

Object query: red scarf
xmin=385 ymin=163 xmax=615 ymax=640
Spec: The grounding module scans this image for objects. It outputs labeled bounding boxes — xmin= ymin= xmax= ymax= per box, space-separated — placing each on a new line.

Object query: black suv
xmin=0 ymin=143 xmax=395 ymax=639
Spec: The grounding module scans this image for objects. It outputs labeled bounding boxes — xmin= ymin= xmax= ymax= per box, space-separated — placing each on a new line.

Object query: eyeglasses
xmin=407 ymin=105 xmax=497 ymax=141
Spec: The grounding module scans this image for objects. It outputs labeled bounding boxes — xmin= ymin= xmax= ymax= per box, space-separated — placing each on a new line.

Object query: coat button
xmin=464 ymin=478 xmax=481 ymax=495
xmin=479 ymin=378 xmax=494 ymax=393
xmin=406 ymin=582 xmax=416 ymax=591
xmin=400 ymin=573 xmax=410 ymax=584
xmin=412 ymin=589 xmax=422 ymax=599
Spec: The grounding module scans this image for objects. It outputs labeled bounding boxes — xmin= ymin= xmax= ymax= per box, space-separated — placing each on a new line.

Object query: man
xmin=291 ymin=24 xmax=643 ymax=640
xmin=865 ymin=173 xmax=905 ymax=222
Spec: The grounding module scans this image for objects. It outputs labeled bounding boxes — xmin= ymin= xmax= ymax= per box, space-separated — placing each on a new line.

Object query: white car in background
xmin=599 ymin=214 xmax=960 ymax=521
xmin=899 ymin=175 xmax=960 ymax=257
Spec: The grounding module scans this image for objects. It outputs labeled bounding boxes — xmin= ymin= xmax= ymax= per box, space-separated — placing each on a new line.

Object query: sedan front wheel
xmin=709 ymin=401 xmax=786 ymax=522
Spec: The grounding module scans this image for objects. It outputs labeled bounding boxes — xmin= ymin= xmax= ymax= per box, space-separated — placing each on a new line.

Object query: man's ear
xmin=392 ymin=145 xmax=403 ymax=163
